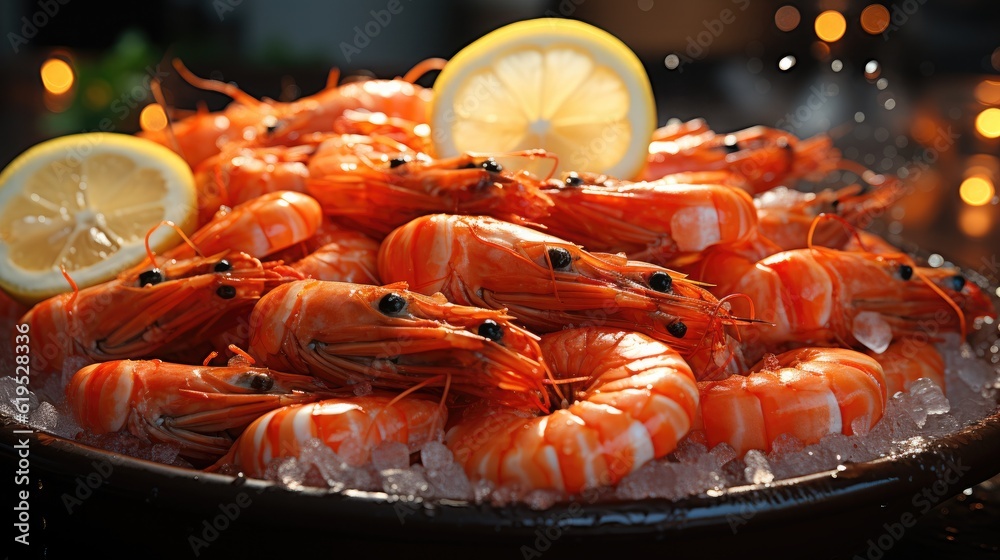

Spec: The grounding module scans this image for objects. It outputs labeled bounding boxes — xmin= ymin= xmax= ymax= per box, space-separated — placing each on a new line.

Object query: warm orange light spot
xmin=775 ymin=6 xmax=801 ymax=32
xmin=860 ymin=5 xmax=890 ymax=34
xmin=811 ymin=41 xmax=831 ymax=60
xmin=139 ymin=103 xmax=168 ymax=132
xmin=975 ymin=80 xmax=1000 ymax=105
xmin=975 ymin=108 xmax=1000 ymax=138
xmin=815 ymin=11 xmax=847 ymax=42
xmin=41 ymin=58 xmax=74 ymax=95
xmin=959 ymin=206 xmax=993 ymax=237
xmin=960 ymin=176 xmax=995 ymax=206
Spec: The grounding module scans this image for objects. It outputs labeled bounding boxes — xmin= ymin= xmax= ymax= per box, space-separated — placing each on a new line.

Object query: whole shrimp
xmin=691 ymin=244 xmax=995 ymax=358
xmin=306 ymin=138 xmax=555 ymax=239
xmin=22 ymin=250 xmax=303 ymax=379
xmin=538 ymin=172 xmax=758 ymax=266
xmin=446 ymin=328 xmax=698 ymax=493
xmin=378 ymin=214 xmax=744 ymax=374
xmin=642 ymin=121 xmax=841 ymax=194
xmin=192 ymin=145 xmax=313 ymax=226
xmin=66 ymin=350 xmax=334 ymax=461
xmin=208 ymin=395 xmax=445 ymax=476
xmin=140 ymin=59 xmax=439 ymax=166
xmin=249 ymin=279 xmax=552 ymax=410
xmin=697 ymin=347 xmax=886 ymax=456
xmin=753 ymin=176 xmax=904 ymax=252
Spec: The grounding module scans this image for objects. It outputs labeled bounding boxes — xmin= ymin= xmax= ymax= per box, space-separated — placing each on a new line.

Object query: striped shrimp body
xmin=867 ymin=338 xmax=946 ymax=395
xmin=691 ymin=245 xmax=995 ymax=356
xmin=697 ymin=347 xmax=886 ymax=456
xmin=249 ymin=279 xmax=551 ymax=409
xmin=446 ymin=328 xmax=698 ymax=493
xmin=378 ymin=214 xmax=742 ymax=373
xmin=159 ymin=191 xmax=322 ymax=263
xmin=208 ymin=395 xmax=444 ymax=476
xmin=66 ymin=356 xmax=331 ymax=461
xmin=193 ymin=145 xmax=313 ymax=226
xmin=538 ymin=174 xmax=758 ymax=266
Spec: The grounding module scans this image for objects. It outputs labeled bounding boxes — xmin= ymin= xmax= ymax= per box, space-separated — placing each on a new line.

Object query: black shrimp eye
xmin=547 ymin=247 xmax=573 ymax=270
xmin=378 ymin=293 xmax=407 ymax=315
xmin=898 ymin=264 xmax=914 ymax=281
xmin=389 ymin=156 xmax=410 ymax=168
xmin=649 ymin=271 xmax=673 ymax=293
xmin=138 ymin=269 xmax=163 ymax=287
xmin=216 ymin=285 xmax=237 ymax=299
xmin=948 ymin=275 xmax=966 ymax=291
xmin=666 ymin=321 xmax=688 ymax=338
xmin=214 ymin=259 xmax=232 ymax=273
xmin=477 ymin=319 xmax=504 ymax=342
xmin=564 ymin=173 xmax=583 ymax=187
xmin=249 ymin=374 xmax=274 ymax=391
xmin=265 ymin=124 xmax=277 ymax=134
xmin=480 ymin=158 xmax=503 ymax=173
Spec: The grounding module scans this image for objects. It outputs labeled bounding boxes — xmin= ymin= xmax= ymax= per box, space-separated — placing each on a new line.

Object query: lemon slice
xmin=430 ymin=18 xmax=656 ymax=179
xmin=0 ymin=133 xmax=197 ymax=305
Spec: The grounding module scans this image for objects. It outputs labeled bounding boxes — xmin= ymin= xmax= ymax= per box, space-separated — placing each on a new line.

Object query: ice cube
xmin=420 ymin=441 xmax=453 ymax=471
xmin=852 ymin=311 xmax=893 ymax=354
xmin=380 ymin=466 xmax=433 ymax=498
xmin=427 ymin=463 xmax=473 ymax=500
xmin=371 ymin=441 xmax=410 ymax=471
xmin=743 ymin=450 xmax=774 ymax=484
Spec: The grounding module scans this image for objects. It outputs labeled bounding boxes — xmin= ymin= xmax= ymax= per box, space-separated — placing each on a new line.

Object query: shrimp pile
xmin=3 ymin=56 xmax=997 ymax=505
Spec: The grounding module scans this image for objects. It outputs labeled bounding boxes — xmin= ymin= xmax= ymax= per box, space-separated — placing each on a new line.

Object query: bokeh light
xmin=778 ymin=55 xmax=796 ymax=71
xmin=975 ymin=80 xmax=1000 ymax=105
xmin=975 ymin=108 xmax=1000 ymax=138
xmin=815 ymin=11 xmax=847 ymax=42
xmin=775 ymin=6 xmax=800 ymax=32
xmin=959 ymin=206 xmax=993 ymax=237
xmin=139 ymin=103 xmax=168 ymax=132
xmin=41 ymin=58 xmax=74 ymax=95
xmin=860 ymin=5 xmax=890 ymax=34
xmin=960 ymin=176 xmax=995 ymax=206
xmin=864 ymin=60 xmax=881 ymax=80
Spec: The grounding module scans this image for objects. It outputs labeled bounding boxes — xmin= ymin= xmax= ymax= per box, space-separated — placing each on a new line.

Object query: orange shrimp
xmin=207 ymin=395 xmax=444 ymax=476
xmin=66 ymin=353 xmax=333 ymax=461
xmin=158 ymin=191 xmax=322 ymax=262
xmin=642 ymin=122 xmax=841 ymax=194
xmin=538 ymin=172 xmax=758 ymax=266
xmin=267 ymin=217 xmax=381 ymax=284
xmin=141 ymin=59 xmax=438 ymax=166
xmin=754 ymin=177 xmax=904 ymax=252
xmin=867 ymin=338 xmax=946 ymax=395
xmin=22 ymin=251 xmax=303 ymax=378
xmin=697 ymin=347 xmax=886 ymax=456
xmin=192 ymin=145 xmax=312 ymax=226
xmin=378 ymin=214 xmax=744 ymax=373
xmin=446 ymin=328 xmax=698 ymax=493
xmin=332 ymin=108 xmax=432 ymax=153
xmin=306 ymin=142 xmax=556 ymax=239
xmin=691 ymin=245 xmax=995 ymax=357
xmin=248 ymin=279 xmax=551 ymax=409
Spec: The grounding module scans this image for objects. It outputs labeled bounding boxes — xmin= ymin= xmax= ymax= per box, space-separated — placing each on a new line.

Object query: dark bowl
xmin=3 ymin=401 xmax=1000 ymax=560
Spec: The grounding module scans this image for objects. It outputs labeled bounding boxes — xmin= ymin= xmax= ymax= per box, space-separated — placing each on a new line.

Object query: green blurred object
xmin=42 ymin=30 xmax=161 ymax=135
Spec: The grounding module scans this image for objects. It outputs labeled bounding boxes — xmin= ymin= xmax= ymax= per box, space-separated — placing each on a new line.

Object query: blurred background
xmin=0 ymin=0 xmax=998 ymax=271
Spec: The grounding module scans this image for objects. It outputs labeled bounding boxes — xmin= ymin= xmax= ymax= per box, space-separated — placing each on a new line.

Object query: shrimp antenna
xmin=228 ymin=344 xmax=256 ymax=366
xmin=807 ymin=213 xmax=868 ymax=252
xmin=914 ymin=269 xmax=968 ymax=341
xmin=172 ymin=58 xmax=265 ymax=109
xmin=402 ymin=58 xmax=447 ymax=83
xmin=364 ymin=374 xmax=447 ymax=442
xmin=144 ymin=220 xmax=203 ymax=268
xmin=201 ymin=350 xmax=219 ymax=366
xmin=60 ymin=265 xmax=79 ymax=309
xmin=325 ymin=68 xmax=341 ymax=90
